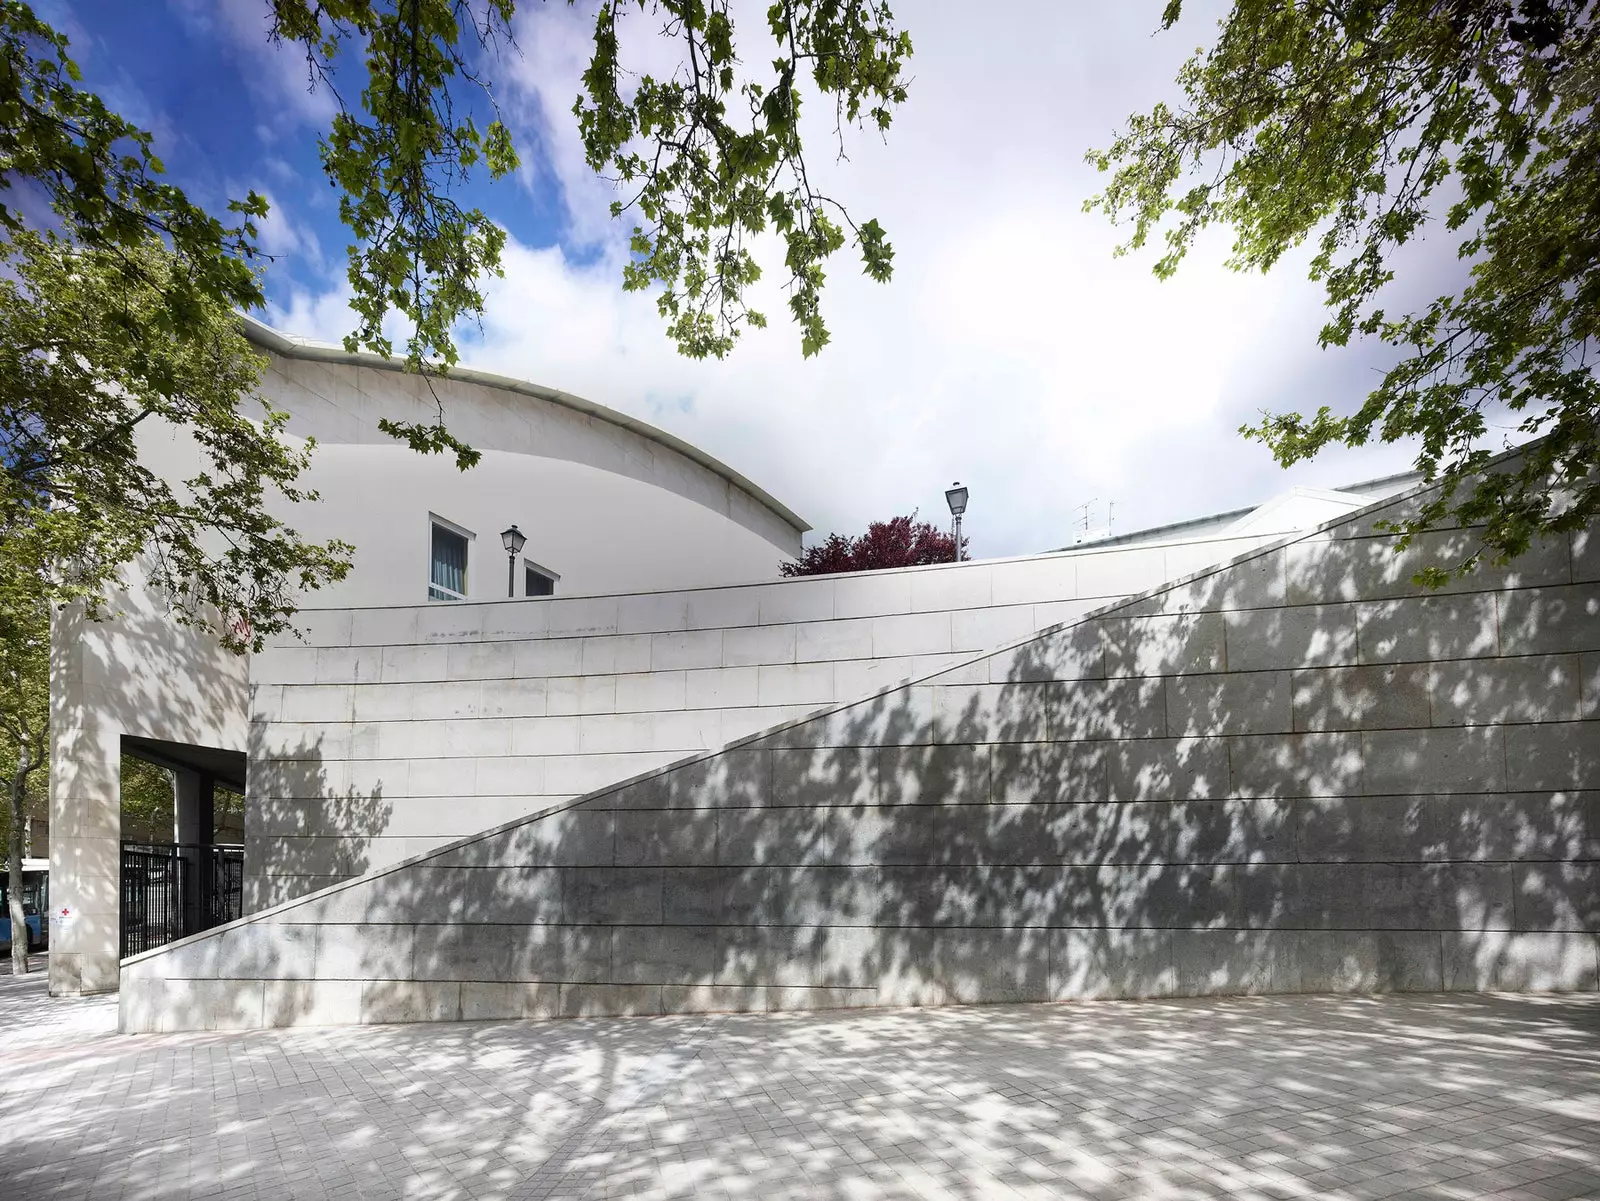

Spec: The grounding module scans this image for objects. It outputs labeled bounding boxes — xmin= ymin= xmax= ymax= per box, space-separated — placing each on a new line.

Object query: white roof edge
xmin=238 ymin=314 xmax=812 ymax=537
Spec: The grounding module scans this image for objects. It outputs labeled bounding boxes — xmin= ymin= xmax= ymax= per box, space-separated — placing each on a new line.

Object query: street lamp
xmin=501 ymin=524 xmax=526 ymax=597
xmin=945 ymin=482 xmax=968 ymax=562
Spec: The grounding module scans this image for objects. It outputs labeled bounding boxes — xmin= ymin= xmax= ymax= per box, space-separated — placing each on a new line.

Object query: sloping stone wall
xmin=246 ymin=529 xmax=1286 ymax=907
xmin=124 ymin=485 xmax=1600 ymax=1032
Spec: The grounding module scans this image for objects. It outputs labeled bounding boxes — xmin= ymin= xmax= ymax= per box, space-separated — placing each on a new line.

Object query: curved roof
xmin=240 ymin=315 xmax=810 ymax=536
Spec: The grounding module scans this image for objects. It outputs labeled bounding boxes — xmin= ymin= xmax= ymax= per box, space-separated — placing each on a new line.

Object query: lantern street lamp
xmin=944 ymin=482 xmax=968 ymax=562
xmin=501 ymin=524 xmax=527 ymax=597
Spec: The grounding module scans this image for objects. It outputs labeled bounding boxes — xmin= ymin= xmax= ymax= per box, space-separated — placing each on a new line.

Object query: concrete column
xmin=174 ymin=770 xmax=215 ymax=935
xmin=48 ymin=602 xmax=123 ymax=997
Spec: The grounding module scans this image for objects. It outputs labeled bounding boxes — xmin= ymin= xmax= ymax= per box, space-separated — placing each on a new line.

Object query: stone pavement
xmin=3 ymin=969 xmax=1599 ymax=1201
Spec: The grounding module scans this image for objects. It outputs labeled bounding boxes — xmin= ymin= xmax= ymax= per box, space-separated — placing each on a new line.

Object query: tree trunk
xmin=8 ymin=777 xmax=28 ymax=976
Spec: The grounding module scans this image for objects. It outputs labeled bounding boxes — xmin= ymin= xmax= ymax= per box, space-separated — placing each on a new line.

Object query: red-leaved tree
xmin=780 ymin=513 xmax=966 ymax=577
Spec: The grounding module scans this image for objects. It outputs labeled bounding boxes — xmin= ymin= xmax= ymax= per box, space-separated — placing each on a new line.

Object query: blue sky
xmin=43 ymin=1 xmax=1448 ymax=556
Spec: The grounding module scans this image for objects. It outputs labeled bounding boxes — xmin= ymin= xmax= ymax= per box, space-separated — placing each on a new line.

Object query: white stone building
xmin=51 ymin=318 xmax=1449 ymax=1003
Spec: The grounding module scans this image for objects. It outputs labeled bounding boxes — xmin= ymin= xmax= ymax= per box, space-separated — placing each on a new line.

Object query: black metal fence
xmin=120 ymin=842 xmax=244 ymax=959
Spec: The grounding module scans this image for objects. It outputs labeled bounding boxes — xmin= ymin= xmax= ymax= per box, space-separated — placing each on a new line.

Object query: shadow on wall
xmin=244 ymin=737 xmax=392 ymax=913
xmin=117 ymin=504 xmax=1600 ymax=1031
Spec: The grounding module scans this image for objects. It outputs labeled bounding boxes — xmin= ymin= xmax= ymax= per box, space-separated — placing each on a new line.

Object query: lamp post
xmin=945 ymin=482 xmax=968 ymax=562
xmin=501 ymin=524 xmax=526 ymax=597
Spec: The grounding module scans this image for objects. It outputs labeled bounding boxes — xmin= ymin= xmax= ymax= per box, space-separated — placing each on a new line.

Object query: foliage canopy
xmin=1088 ymin=0 xmax=1600 ymax=580
xmin=781 ymin=512 xmax=963 ymax=577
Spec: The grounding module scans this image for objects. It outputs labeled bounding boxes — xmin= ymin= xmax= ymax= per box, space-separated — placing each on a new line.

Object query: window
xmin=524 ymin=560 xmax=558 ymax=597
xmin=429 ymin=519 xmax=470 ymax=601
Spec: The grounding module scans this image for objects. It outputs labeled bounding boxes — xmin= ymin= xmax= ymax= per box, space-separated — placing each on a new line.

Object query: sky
xmin=47 ymin=0 xmax=1469 ymax=558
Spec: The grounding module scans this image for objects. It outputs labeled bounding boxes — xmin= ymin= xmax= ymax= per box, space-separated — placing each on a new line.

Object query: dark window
xmin=525 ymin=564 xmax=556 ymax=597
xmin=430 ymin=522 xmax=469 ymax=600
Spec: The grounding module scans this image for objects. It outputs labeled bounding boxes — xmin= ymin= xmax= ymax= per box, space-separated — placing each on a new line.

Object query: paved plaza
xmin=3 ymin=969 xmax=1599 ymax=1200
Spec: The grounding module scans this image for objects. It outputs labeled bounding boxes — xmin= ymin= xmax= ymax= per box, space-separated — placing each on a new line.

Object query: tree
xmin=1087 ymin=0 xmax=1599 ymax=582
xmin=781 ymin=512 xmax=964 ymax=576
xmin=0 ymin=572 xmax=46 ymax=977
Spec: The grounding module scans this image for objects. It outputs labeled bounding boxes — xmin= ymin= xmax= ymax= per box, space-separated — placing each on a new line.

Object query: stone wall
xmin=247 ymin=529 xmax=1287 ymax=907
xmin=124 ymin=484 xmax=1600 ymax=1032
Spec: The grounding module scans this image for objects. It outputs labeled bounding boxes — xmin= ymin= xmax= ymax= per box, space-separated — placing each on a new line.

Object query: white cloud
xmin=273 ymin=0 xmax=1428 ymax=557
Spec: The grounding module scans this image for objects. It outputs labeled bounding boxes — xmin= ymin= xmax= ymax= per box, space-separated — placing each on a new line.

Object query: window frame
xmin=428 ymin=514 xmax=475 ymax=602
xmin=523 ymin=558 xmax=560 ymax=598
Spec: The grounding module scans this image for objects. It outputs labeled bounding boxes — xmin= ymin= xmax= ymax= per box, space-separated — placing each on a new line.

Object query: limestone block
xmin=717 ymin=807 xmax=850 ymax=867
xmin=508 ymin=925 xmax=612 ymax=982
xmin=260 ymin=979 xmax=365 ymax=1028
xmin=832 ymin=570 xmax=912 ymax=620
xmin=477 ymin=677 xmax=549 ymax=719
xmin=685 ymin=665 xmax=760 ymax=709
xmin=558 ymin=983 xmax=664 ymax=1018
xmin=360 ymin=980 xmax=462 ymax=1024
xmin=876 ymin=745 xmax=989 ymax=806
xmin=1363 ymin=727 xmax=1506 ymax=795
xmin=1030 ymin=599 xmax=1099 ymax=630
xmin=611 ymin=924 xmax=718 ymax=985
xmin=478 ymin=601 xmax=551 ymax=642
xmin=1583 ymin=653 xmax=1600 ymax=718
xmin=441 ymin=809 xmax=614 ymax=868
xmin=660 ymin=985 xmax=780 ymax=1013
xmin=213 ymin=922 xmax=318 ymax=981
xmin=512 ymin=638 xmax=584 ymax=678
xmin=1075 ymin=546 xmax=1169 ymax=601
xmin=1291 ymin=930 xmax=1444 ymax=992
xmin=651 ymin=629 xmax=725 ymax=672
xmin=1102 ymin=611 xmax=1226 ymax=678
xmin=160 ymin=979 xmax=269 ymax=1032
xmin=408 ymin=679 xmax=482 ymax=721
xmin=416 ymin=604 xmax=483 ymax=643
xmin=448 ymin=642 xmax=515 ymax=681
xmin=1049 ymin=928 xmax=1175 ymax=1000
xmin=910 ymin=565 xmax=993 ymax=614
xmin=615 ymin=591 xmax=692 ymax=637
xmin=1291 ymin=664 xmax=1431 ymax=732
xmin=931 ymin=681 xmax=1053 ymax=745
xmin=713 ymin=927 xmax=819 ymax=988
xmin=460 ymin=981 xmax=561 ymax=1021
xmin=380 ymin=644 xmax=449 ymax=684
xmin=1355 ymin=594 xmax=1500 ymax=664
xmin=1228 ymin=732 xmax=1363 ymax=799
xmin=1224 ymin=604 xmax=1360 ymax=673
xmin=928 ymin=928 xmax=1049 ymax=1004
xmin=581 ymin=634 xmax=652 ymax=676
xmin=1105 ymin=737 xmax=1227 ymax=803
xmin=1512 ymin=861 xmax=1599 ymax=931
xmin=613 ymin=670 xmax=688 ymax=714
xmin=545 ymin=596 xmax=619 ymax=639
xmin=757 ymin=662 xmax=836 ymax=707
xmin=768 ymin=747 xmax=875 ymax=808
xmin=547 ymin=675 xmax=616 ymax=717
xmin=254 ymin=646 xmax=319 ymax=686
xmin=562 ymin=867 xmax=663 ymax=925
xmin=279 ymin=684 xmax=355 ymax=724
xmin=871 ymin=612 xmax=953 ymax=660
xmin=662 ymin=866 xmax=729 ymax=925
xmin=674 ymin=586 xmax=756 ymax=632
xmin=411 ymin=923 xmax=530 ymax=981
xmin=724 ymin=624 xmax=797 ymax=668
xmin=1289 ymin=528 xmax=1567 ymax=605
xmin=508 ymin=716 xmax=581 ymax=756
xmin=795 ymin=618 xmax=875 ymax=663
xmin=350 ymin=684 xmax=414 ymax=722
xmin=757 ymin=580 xmax=835 ymax=625
xmin=1430 ymin=655 xmax=1584 ymax=727
xmin=315 ymin=924 xmax=416 ymax=979
xmin=294 ymin=609 xmax=354 ymax=648
xmin=1050 ymin=678 xmax=1167 ymax=742
xmin=1144 ymin=548 xmax=1289 ymax=617
xmin=990 ymin=556 xmax=1076 ymax=608
xmin=1483 ymin=932 xmax=1600 ymax=991
xmin=1295 ymin=796 xmax=1434 ymax=863
xmin=1172 ymin=930 xmax=1298 ymax=996
xmin=1573 ymin=528 xmax=1599 ymax=584
xmin=1498 ymin=584 xmax=1600 ymax=656
xmin=472 ymin=755 xmax=547 ymax=796
xmin=758 ymin=687 xmax=935 ymax=749
xmin=614 ymin=809 xmax=716 ymax=867
xmin=407 ymin=753 xmax=476 ymax=798
xmin=1167 ymin=672 xmax=1293 ymax=738
xmin=951 ymin=605 xmax=1039 ymax=655
xmin=724 ymin=865 xmax=877 ymax=927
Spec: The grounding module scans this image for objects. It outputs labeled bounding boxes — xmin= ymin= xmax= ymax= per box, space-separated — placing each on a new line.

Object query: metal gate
xmin=120 ymin=843 xmax=244 ymax=959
